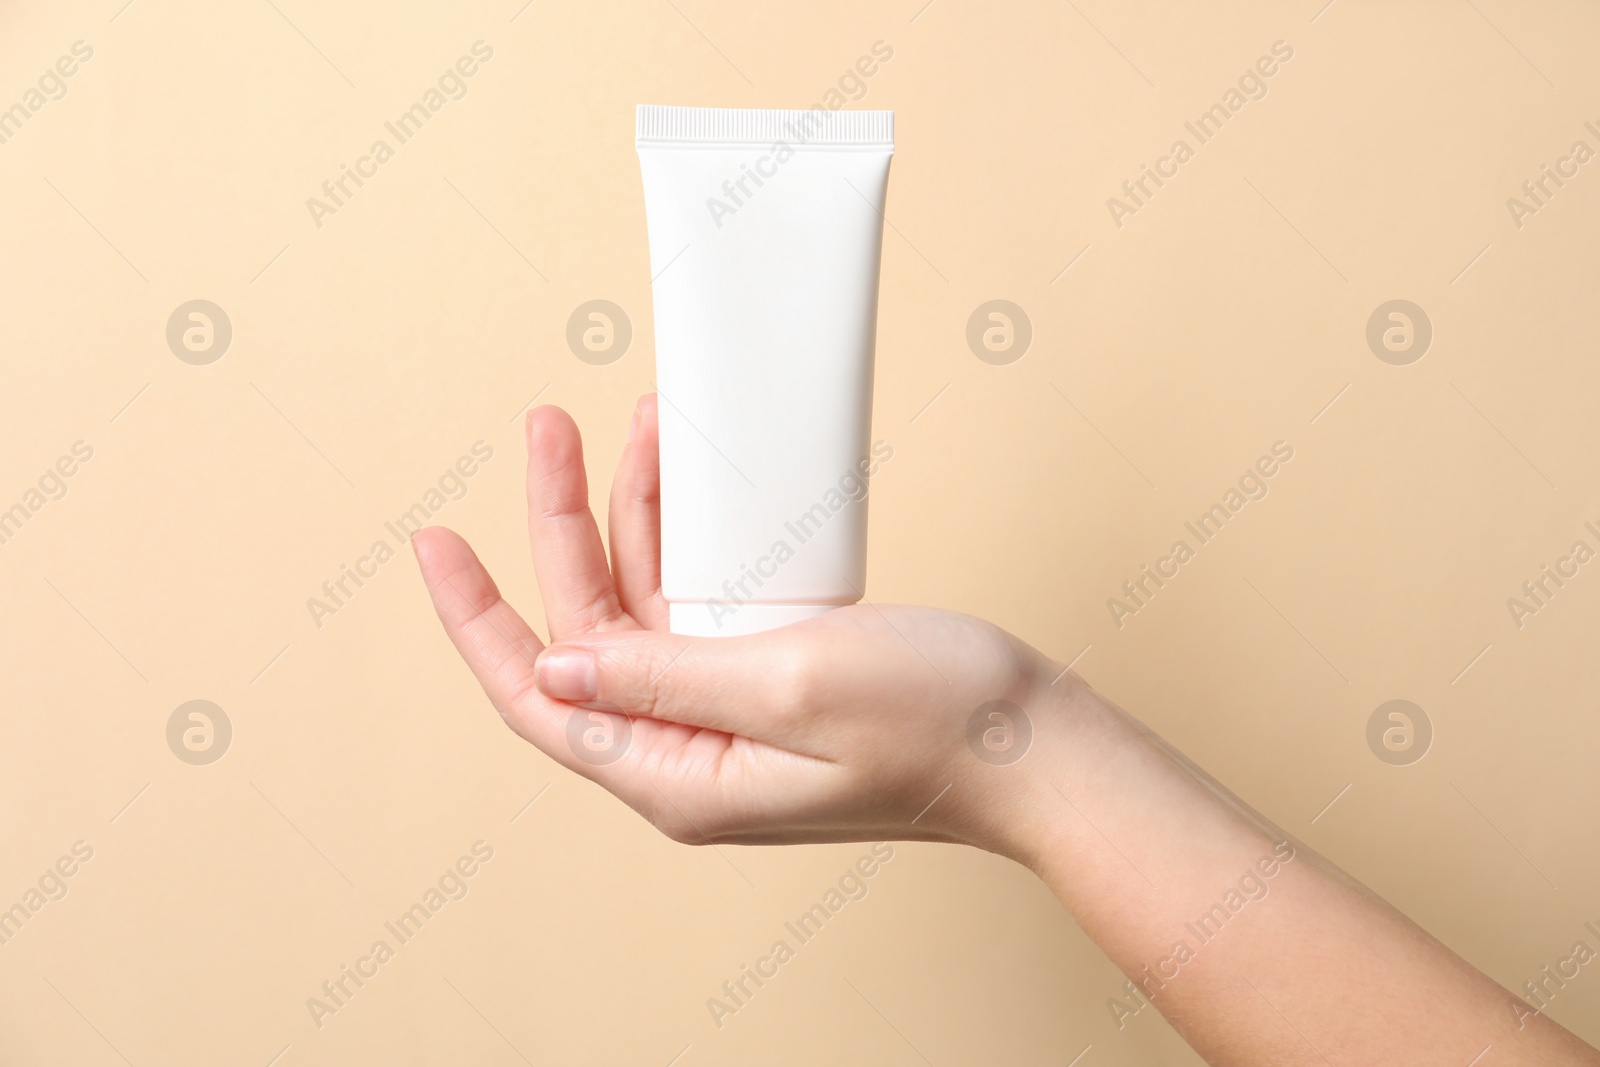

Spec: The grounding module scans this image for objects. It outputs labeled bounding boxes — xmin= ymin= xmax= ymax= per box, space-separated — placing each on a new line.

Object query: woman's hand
xmin=412 ymin=397 xmax=1067 ymax=854
xmin=413 ymin=398 xmax=1600 ymax=1065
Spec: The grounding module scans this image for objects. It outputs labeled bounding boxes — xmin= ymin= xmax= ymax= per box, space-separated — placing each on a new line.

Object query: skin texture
xmin=414 ymin=396 xmax=1600 ymax=1066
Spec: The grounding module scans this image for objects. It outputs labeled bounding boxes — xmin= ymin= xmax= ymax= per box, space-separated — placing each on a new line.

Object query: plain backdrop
xmin=2 ymin=0 xmax=1598 ymax=1063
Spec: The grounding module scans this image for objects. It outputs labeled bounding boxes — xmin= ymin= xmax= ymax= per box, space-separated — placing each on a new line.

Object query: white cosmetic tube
xmin=636 ymin=105 xmax=894 ymax=636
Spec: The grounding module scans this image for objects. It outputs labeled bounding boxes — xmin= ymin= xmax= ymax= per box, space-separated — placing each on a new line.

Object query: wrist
xmin=949 ymin=657 xmax=1120 ymax=869
xmin=980 ymin=664 xmax=1293 ymax=919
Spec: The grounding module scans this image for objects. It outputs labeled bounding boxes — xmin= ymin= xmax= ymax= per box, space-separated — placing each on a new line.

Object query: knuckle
xmin=569 ymin=586 xmax=623 ymax=631
xmin=595 ymin=640 xmax=663 ymax=717
xmin=644 ymin=800 xmax=711 ymax=846
xmin=634 ymin=638 xmax=700 ymax=721
xmin=665 ymin=820 xmax=707 ymax=846
xmin=632 ymin=645 xmax=676 ymax=719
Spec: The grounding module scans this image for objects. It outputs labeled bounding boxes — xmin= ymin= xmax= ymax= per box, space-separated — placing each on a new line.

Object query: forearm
xmin=995 ymin=673 xmax=1598 ymax=1065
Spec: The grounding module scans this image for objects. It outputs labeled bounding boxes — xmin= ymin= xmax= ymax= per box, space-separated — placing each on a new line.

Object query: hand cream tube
xmin=636 ymin=105 xmax=893 ymax=636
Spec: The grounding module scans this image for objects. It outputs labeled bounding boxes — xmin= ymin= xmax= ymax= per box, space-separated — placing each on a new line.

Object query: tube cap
xmin=668 ymin=601 xmax=840 ymax=637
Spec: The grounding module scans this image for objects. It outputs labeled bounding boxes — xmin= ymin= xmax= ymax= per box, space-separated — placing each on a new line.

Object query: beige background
xmin=2 ymin=0 xmax=1598 ymax=1062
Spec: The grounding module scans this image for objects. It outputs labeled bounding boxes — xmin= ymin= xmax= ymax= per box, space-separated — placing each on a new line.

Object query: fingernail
xmin=536 ymin=647 xmax=597 ymax=702
xmin=628 ymin=401 xmax=641 ymax=443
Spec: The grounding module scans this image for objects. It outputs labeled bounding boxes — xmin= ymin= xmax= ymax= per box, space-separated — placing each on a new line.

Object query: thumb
xmin=532 ymin=628 xmax=814 ymax=745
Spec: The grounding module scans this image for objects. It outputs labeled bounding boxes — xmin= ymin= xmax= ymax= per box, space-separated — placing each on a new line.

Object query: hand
xmin=412 ymin=398 xmax=1067 ymax=852
xmin=414 ymin=400 xmax=1600 ymax=1067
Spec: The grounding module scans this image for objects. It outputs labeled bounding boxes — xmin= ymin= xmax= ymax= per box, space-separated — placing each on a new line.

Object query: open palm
xmin=413 ymin=397 xmax=1057 ymax=850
